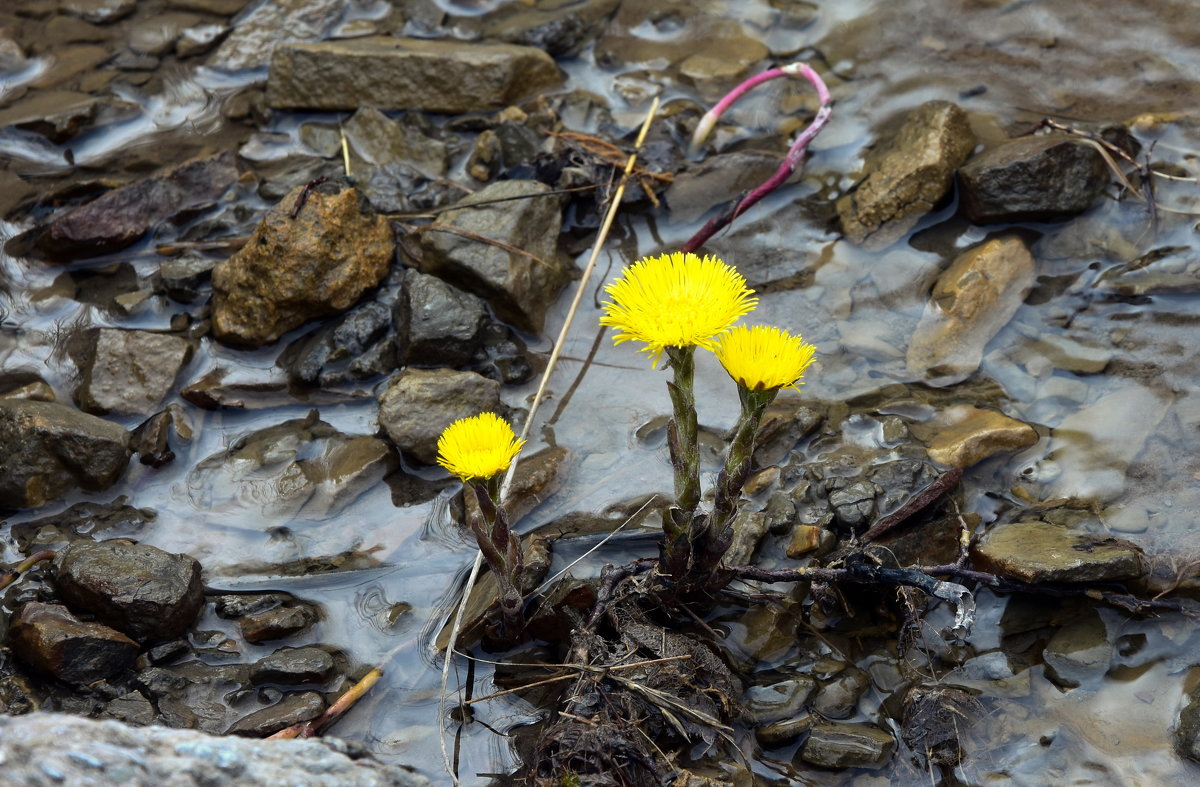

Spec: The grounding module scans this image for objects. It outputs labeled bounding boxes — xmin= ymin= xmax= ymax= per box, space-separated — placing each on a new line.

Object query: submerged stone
xmin=226 ymin=691 xmax=325 ymax=737
xmin=1042 ymin=608 xmax=1111 ymax=688
xmin=208 ymin=0 xmax=343 ymax=70
xmin=971 ymin=520 xmax=1143 ymax=584
xmin=250 ymin=647 xmax=336 ymax=686
xmin=918 ymin=404 xmax=1038 ymax=468
xmin=798 ymin=722 xmax=895 ymax=769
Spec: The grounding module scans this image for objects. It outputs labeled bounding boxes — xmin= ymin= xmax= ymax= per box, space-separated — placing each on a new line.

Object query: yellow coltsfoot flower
xmin=714 ymin=325 xmax=817 ymax=392
xmin=436 ymin=412 xmax=525 ymax=482
xmin=600 ymin=251 xmax=758 ymax=367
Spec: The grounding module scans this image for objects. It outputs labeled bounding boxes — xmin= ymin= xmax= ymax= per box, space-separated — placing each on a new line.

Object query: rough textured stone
xmin=52 ymin=541 xmax=205 ymax=643
xmin=343 ymin=107 xmax=447 ymax=180
xmin=378 ymin=369 xmax=502 ymax=466
xmin=418 ymin=180 xmax=569 ymax=334
xmin=226 ymin=691 xmax=325 ymax=736
xmin=971 ymin=520 xmax=1143 ymax=584
xmin=1176 ymin=683 xmax=1200 ymax=763
xmin=837 ymin=101 xmax=977 ymax=250
xmin=0 ymin=713 xmax=429 ymax=785
xmin=1042 ymin=608 xmax=1111 ymax=688
xmin=906 ymin=235 xmax=1035 ymax=385
xmin=918 ymin=405 xmax=1038 ymax=468
xmin=266 ymin=38 xmax=563 ymax=113
xmin=74 ymin=328 xmax=192 ymax=416
xmin=399 ymin=268 xmax=487 ymax=367
xmin=10 ymin=602 xmax=139 ymax=684
xmin=251 ymin=647 xmax=336 ymax=686
xmin=0 ymin=399 xmax=131 ymax=509
xmin=958 ymin=135 xmax=1110 ymax=224
xmin=798 ymin=722 xmax=895 ymax=769
xmin=240 ymin=604 xmax=319 ymax=643
xmin=211 ymin=181 xmax=394 ymax=348
xmin=208 ymin=0 xmax=343 ymax=70
xmin=724 ymin=511 xmax=769 ymax=566
xmin=279 ymin=300 xmax=398 ymax=388
xmin=463 ymin=0 xmax=621 ymax=57
xmin=135 ymin=661 xmax=251 ymax=732
xmin=19 ymin=151 xmax=238 ymax=261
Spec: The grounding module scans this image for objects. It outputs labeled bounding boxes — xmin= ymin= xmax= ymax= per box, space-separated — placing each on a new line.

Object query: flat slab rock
xmin=971 ymin=520 xmax=1143 ymax=584
xmin=0 ymin=713 xmax=429 ymax=787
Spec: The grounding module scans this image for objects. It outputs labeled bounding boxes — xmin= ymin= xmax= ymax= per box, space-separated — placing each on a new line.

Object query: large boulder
xmin=266 ymin=37 xmax=563 ymax=113
xmin=0 ymin=399 xmax=131 ymax=509
xmin=211 ymin=180 xmax=394 ymax=348
xmin=10 ymin=602 xmax=139 ymax=684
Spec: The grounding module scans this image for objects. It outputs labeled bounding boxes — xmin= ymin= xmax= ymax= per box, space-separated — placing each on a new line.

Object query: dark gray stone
xmin=208 ymin=0 xmax=343 ymax=70
xmin=226 ymin=691 xmax=325 ymax=736
xmin=377 ymin=368 xmax=502 ymax=465
xmin=279 ymin=300 xmax=397 ymax=388
xmin=52 ymin=540 xmax=205 ymax=643
xmin=745 ymin=677 xmax=816 ymax=724
xmin=399 ymin=268 xmax=487 ymax=367
xmin=958 ymin=135 xmax=1110 ymax=224
xmin=828 ymin=480 xmax=879 ymax=530
xmin=251 ymin=647 xmax=336 ymax=686
xmin=240 ymin=604 xmax=319 ymax=644
xmin=104 ymin=691 xmax=156 ymax=725
xmin=798 ymin=722 xmax=895 ymax=769
xmin=160 ymin=254 xmax=217 ymax=302
xmin=0 ymin=399 xmax=131 ymax=509
xmin=344 ymin=107 xmax=447 ymax=180
xmin=135 ymin=661 xmax=251 ymax=733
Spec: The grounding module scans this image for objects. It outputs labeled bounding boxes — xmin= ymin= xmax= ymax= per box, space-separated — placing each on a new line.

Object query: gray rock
xmin=810 ymin=666 xmax=870 ymax=719
xmin=418 ymin=180 xmax=570 ymax=334
xmin=20 ymin=151 xmax=238 ymax=262
xmin=52 ymin=540 xmax=205 ymax=643
xmin=724 ymin=511 xmax=769 ymax=566
xmin=666 ymin=150 xmax=781 ymax=223
xmin=60 ymin=0 xmax=136 ymax=24
xmin=212 ymin=181 xmax=394 ymax=348
xmin=208 ymin=0 xmax=343 ymax=71
xmin=828 ymin=480 xmax=878 ymax=530
xmin=958 ymin=135 xmax=1110 ymax=224
xmin=10 ymin=602 xmax=139 ymax=684
xmin=226 ymin=691 xmax=325 ymax=737
xmin=378 ymin=368 xmax=502 ymax=465
xmin=464 ymin=0 xmax=621 ymax=57
xmin=1177 ymin=683 xmax=1200 ymax=763
xmin=748 ymin=398 xmax=823 ymax=467
xmin=104 ymin=690 xmax=156 ymax=725
xmin=837 ymin=101 xmax=977 ymax=250
xmin=1043 ymin=608 xmax=1111 ymax=688
xmin=160 ymin=254 xmax=217 ymax=303
xmin=10 ymin=497 xmax=155 ymax=552
xmin=971 ymin=520 xmax=1143 ymax=584
xmin=267 ymin=38 xmax=563 ymax=113
xmin=74 ymin=328 xmax=192 ymax=416
xmin=187 ymin=411 xmax=398 ymax=520
xmin=344 ymin=107 xmax=447 ymax=180
xmin=0 ymin=369 xmax=55 ymax=402
xmin=399 ymin=268 xmax=487 ymax=367
xmin=251 ymin=647 xmax=336 ymax=686
xmin=0 ymin=713 xmax=429 ymax=786
xmin=0 ymin=399 xmax=131 ymax=509
xmin=136 ymin=661 xmax=252 ymax=732
xmin=906 ymin=235 xmax=1035 ymax=385
xmin=798 ymin=722 xmax=895 ymax=769
xmin=240 ymin=604 xmax=319 ymax=644
xmin=279 ymin=300 xmax=397 ymax=388
xmin=745 ymin=677 xmax=816 ymax=724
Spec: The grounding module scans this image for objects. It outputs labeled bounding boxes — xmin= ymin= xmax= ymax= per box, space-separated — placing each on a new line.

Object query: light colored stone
xmin=917 ymin=404 xmax=1038 ymax=468
xmin=906 ymin=235 xmax=1035 ymax=386
xmin=971 ymin=520 xmax=1143 ymax=584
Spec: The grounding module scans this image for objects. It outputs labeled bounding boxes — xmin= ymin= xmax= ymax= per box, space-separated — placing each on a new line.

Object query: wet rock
xmin=786 ymin=524 xmax=832 ymax=558
xmin=837 ymin=101 xmax=976 ymax=250
xmin=135 ymin=661 xmax=252 ymax=732
xmin=595 ymin=5 xmax=762 ymax=76
xmin=399 ymin=268 xmax=487 ymax=367
xmin=10 ymin=602 xmax=138 ymax=684
xmin=73 ymin=328 xmax=192 ymax=416
xmin=251 ymin=647 xmax=336 ymax=686
xmin=143 ymin=639 xmax=191 ymax=666
xmin=465 ymin=0 xmax=621 ymax=57
xmin=378 ymin=369 xmax=502 ymax=466
xmin=0 ymin=34 xmax=26 ymax=72
xmin=159 ymin=254 xmax=217 ymax=303
xmin=724 ymin=511 xmax=769 ymax=566
xmin=359 ymin=162 xmax=462 ymax=215
xmin=811 ymin=666 xmax=869 ymax=719
xmin=187 ymin=411 xmax=398 ymax=520
xmin=0 ymin=399 xmax=131 ymax=509
xmin=906 ymin=235 xmax=1035 ymax=386
xmin=10 ymin=496 xmax=155 ymax=552
xmin=344 ymin=107 xmax=447 ymax=180
xmin=279 ymin=300 xmax=397 ymax=388
xmin=666 ymin=150 xmax=781 ymax=223
xmin=211 ymin=180 xmax=394 ymax=348
xmin=916 ymin=405 xmax=1038 ymax=468
xmin=104 ymin=690 xmax=156 ymax=725
xmin=181 ymin=367 xmax=368 ymax=410
xmin=456 ymin=446 xmax=570 ymax=529
xmin=1042 ymin=608 xmax=1111 ymax=688
xmin=14 ymin=151 xmax=238 ymax=262
xmin=958 ymin=135 xmax=1110 ymax=224
xmin=757 ymin=714 xmax=815 ymax=748
xmin=466 ymin=129 xmax=502 ymax=181
xmin=0 ymin=369 xmax=55 ymax=402
xmin=227 ymin=691 xmax=325 ymax=736
xmin=1013 ymin=330 xmax=1114 ymax=375
xmin=0 ymin=712 xmax=430 ymax=785
xmin=1176 ymin=683 xmax=1200 ymax=763
xmin=418 ymin=179 xmax=569 ymax=333
xmin=0 ymin=90 xmax=98 ymax=143
xmin=971 ymin=520 xmax=1143 ymax=584
xmin=828 ymin=480 xmax=878 ymax=530
xmin=240 ymin=604 xmax=319 ymax=644
xmin=52 ymin=540 xmax=204 ymax=643
xmin=267 ymin=38 xmax=563 ymax=113
xmin=61 ymin=0 xmax=137 ymax=24
xmin=130 ymin=409 xmax=185 ymax=467
xmin=468 ymin=321 xmax=536 ymax=385
xmin=208 ymin=0 xmax=343 ymax=71
xmin=176 ymin=22 xmax=228 ymax=58
xmin=746 ymin=398 xmax=823 ymax=468
xmin=900 ymin=685 xmax=983 ymax=769
xmin=746 ymin=677 xmax=815 ymax=724
xmin=798 ymin=722 xmax=895 ymax=769
xmin=128 ymin=12 xmax=204 ymax=56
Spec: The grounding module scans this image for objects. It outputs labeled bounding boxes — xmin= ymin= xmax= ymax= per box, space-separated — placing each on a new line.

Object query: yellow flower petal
xmin=436 ymin=412 xmax=525 ymax=482
xmin=713 ymin=325 xmax=817 ymax=392
xmin=599 ymin=251 xmax=758 ymax=367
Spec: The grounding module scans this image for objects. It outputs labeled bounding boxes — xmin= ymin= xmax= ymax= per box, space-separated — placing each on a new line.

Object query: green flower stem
xmin=467 ymin=478 xmax=526 ymax=638
xmin=664 ymin=346 xmax=701 ymax=519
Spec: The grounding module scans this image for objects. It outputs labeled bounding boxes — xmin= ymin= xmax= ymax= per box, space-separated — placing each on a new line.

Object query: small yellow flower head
xmin=599 ymin=251 xmax=758 ymax=367
xmin=714 ymin=325 xmax=817 ymax=392
xmin=436 ymin=412 xmax=525 ymax=482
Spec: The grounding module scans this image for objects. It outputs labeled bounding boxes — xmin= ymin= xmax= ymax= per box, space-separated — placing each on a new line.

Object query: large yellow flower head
xmin=714 ymin=325 xmax=817 ymax=392
xmin=436 ymin=412 xmax=526 ymax=482
xmin=599 ymin=251 xmax=758 ymax=367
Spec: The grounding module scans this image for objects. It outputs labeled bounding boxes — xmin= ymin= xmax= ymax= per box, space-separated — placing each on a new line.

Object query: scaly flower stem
xmin=467 ymin=477 xmax=526 ymax=638
xmin=713 ymin=386 xmax=777 ymax=531
xmin=683 ymin=62 xmax=832 ymax=253
xmin=662 ymin=345 xmax=701 ymax=579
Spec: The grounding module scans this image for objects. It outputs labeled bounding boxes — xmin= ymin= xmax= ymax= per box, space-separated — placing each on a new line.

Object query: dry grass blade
xmin=462 ymin=654 xmax=692 ymax=706
xmin=420 ymin=224 xmax=555 ymax=268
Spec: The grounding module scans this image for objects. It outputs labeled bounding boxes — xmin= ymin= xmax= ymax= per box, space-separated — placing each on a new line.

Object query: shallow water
xmin=2 ymin=0 xmax=1200 ymax=783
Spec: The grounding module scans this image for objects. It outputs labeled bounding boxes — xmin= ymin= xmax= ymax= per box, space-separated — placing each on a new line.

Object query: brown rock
xmin=11 ymin=602 xmax=138 ymax=684
xmin=211 ymin=181 xmax=394 ymax=348
xmin=971 ymin=520 xmax=1143 ymax=584
xmin=917 ymin=405 xmax=1038 ymax=468
xmin=837 ymin=101 xmax=976 ymax=250
xmin=906 ymin=235 xmax=1035 ymax=385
